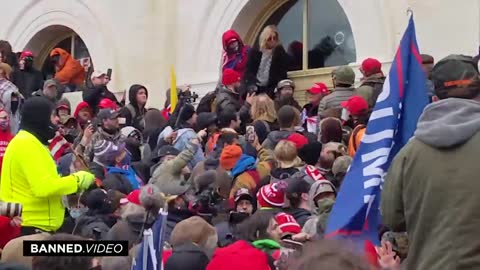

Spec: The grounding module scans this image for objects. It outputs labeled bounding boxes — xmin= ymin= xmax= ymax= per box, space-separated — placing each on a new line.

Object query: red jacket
xmin=222 ymin=30 xmax=250 ymax=77
xmin=0 ymin=216 xmax=21 ymax=249
xmin=0 ymin=130 xmax=13 ymax=173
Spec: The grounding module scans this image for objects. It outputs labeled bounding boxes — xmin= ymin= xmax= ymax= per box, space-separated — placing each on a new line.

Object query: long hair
xmin=251 ymin=94 xmax=277 ymax=122
xmin=259 ymin=25 xmax=280 ymax=50
xmin=236 ymin=209 xmax=276 ymax=242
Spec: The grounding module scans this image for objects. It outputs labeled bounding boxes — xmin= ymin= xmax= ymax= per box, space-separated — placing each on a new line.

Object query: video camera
xmin=0 ymin=201 xmax=22 ymax=218
xmin=179 ymin=90 xmax=199 ymax=105
xmin=189 ymin=187 xmax=222 ymax=219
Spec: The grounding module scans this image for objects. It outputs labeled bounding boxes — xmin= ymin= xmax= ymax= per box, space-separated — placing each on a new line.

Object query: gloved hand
xmin=73 ymin=171 xmax=95 ymax=191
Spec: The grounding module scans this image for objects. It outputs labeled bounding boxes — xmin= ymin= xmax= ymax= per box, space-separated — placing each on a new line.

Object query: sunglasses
xmin=267 ymin=36 xmax=278 ymax=42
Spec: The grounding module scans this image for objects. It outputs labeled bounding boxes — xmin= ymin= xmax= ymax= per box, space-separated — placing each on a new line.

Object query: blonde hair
xmin=259 ymin=25 xmax=280 ymax=50
xmin=274 ymin=140 xmax=298 ymax=162
xmin=251 ymin=94 xmax=277 ymax=122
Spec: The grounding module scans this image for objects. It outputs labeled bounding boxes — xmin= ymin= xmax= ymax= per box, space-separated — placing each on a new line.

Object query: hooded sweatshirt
xmin=119 ymin=84 xmax=148 ymax=131
xmin=50 ymin=48 xmax=85 ymax=86
xmin=382 ymin=98 xmax=480 ymax=270
xmin=222 ymin=30 xmax=250 ymax=77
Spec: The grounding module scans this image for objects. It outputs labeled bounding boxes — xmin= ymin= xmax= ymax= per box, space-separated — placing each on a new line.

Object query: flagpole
xmin=142 ymin=230 xmax=151 ymax=270
xmin=157 ymin=207 xmax=168 ymax=270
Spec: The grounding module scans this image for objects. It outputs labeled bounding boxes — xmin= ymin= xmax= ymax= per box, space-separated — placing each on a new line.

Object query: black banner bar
xmin=23 ymin=240 xmax=129 ymax=256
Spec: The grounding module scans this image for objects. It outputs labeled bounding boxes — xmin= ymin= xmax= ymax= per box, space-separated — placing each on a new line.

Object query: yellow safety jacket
xmin=0 ymin=130 xmax=78 ymax=231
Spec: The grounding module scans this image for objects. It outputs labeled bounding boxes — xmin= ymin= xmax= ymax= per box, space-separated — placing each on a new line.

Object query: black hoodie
xmin=165 ymin=242 xmax=209 ymax=270
xmin=20 ymin=97 xmax=57 ymax=145
xmin=119 ymin=84 xmax=148 ymax=131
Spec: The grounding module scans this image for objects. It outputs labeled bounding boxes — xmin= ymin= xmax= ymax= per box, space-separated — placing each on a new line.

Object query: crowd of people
xmin=0 ymin=23 xmax=478 ymax=270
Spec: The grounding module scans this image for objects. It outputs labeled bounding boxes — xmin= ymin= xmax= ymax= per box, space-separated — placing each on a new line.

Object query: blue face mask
xmin=69 ymin=207 xmax=87 ymax=219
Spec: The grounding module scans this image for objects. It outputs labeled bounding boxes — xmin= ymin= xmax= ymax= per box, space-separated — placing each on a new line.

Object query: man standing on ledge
xmin=0 ymin=97 xmax=95 ymax=235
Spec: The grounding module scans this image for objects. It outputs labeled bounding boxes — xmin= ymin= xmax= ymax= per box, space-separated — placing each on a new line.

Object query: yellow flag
xmin=170 ymin=66 xmax=177 ymax=113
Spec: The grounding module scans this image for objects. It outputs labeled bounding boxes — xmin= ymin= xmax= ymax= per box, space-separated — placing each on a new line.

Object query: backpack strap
xmin=126 ymin=104 xmax=137 ymax=120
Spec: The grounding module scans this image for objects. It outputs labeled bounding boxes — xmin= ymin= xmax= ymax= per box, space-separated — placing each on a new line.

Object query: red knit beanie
xmin=286 ymin=133 xmax=308 ymax=149
xmin=275 ymin=212 xmax=301 ymax=236
xmin=222 ymin=69 xmax=241 ymax=86
xmin=256 ymin=181 xmax=288 ymax=208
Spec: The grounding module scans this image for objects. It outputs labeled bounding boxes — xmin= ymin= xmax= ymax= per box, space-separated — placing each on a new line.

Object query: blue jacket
xmin=173 ymin=128 xmax=204 ymax=169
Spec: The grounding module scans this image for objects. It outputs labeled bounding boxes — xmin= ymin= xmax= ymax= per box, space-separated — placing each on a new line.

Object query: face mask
xmin=69 ymin=207 xmax=87 ymax=219
xmin=315 ymin=198 xmax=335 ymax=214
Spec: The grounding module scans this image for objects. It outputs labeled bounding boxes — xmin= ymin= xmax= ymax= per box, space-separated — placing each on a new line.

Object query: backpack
xmin=79 ymin=220 xmax=111 ymax=240
xmin=196 ymin=91 xmax=217 ymax=113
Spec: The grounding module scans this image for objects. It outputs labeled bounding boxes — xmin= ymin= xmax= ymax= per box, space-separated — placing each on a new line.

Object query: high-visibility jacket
xmin=0 ymin=130 xmax=78 ymax=231
xmin=348 ymin=125 xmax=366 ymax=157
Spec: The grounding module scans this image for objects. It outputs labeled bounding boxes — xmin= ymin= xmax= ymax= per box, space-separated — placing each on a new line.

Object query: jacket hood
xmin=231 ymin=154 xmax=256 ymax=177
xmin=74 ymin=101 xmax=91 ymax=119
xmin=267 ymin=130 xmax=293 ymax=145
xmin=50 ymin=48 xmax=71 ymax=63
xmin=128 ymin=84 xmax=148 ymax=108
xmin=222 ymin=30 xmax=243 ymax=51
xmin=415 ymin=98 xmax=480 ymax=148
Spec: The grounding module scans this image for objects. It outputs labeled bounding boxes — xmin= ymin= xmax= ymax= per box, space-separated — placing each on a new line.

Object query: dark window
xmin=257 ymin=0 xmax=356 ymax=71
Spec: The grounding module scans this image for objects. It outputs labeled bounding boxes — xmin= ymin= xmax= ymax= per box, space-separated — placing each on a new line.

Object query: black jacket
xmin=165 ymin=242 xmax=209 ymax=270
xmin=215 ymin=86 xmax=251 ymax=124
xmin=11 ymin=68 xmax=44 ymax=98
xmin=82 ymin=85 xmax=118 ymax=113
xmin=242 ymin=45 xmax=289 ymax=98
xmin=119 ymin=84 xmax=148 ymax=131
xmin=288 ymin=208 xmax=312 ymax=228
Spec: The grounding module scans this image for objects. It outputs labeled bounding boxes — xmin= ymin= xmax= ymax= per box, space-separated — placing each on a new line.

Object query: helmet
xmin=277 ymin=79 xmax=295 ymax=90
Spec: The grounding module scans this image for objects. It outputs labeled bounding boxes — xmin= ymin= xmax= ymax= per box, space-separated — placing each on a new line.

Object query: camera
xmin=180 ymin=90 xmax=199 ymax=104
xmin=189 ymin=188 xmax=220 ymax=218
xmin=0 ymin=201 xmax=22 ymax=217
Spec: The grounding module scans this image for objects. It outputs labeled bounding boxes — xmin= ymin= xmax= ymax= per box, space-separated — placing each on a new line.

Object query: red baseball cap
xmin=120 ymin=189 xmax=141 ymax=206
xmin=341 ymin=96 xmax=369 ymax=116
xmin=361 ymin=58 xmax=382 ymax=76
xmin=308 ymin=83 xmax=329 ymax=95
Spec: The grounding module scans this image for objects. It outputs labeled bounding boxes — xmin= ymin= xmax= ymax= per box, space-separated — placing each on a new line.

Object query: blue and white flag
xmin=132 ymin=210 xmax=168 ymax=270
xmin=325 ymin=15 xmax=429 ymax=244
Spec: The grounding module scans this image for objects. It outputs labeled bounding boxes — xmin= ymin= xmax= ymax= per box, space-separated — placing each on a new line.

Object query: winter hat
xmin=86 ymin=189 xmax=112 ymax=212
xmin=332 ymin=155 xmax=353 ymax=177
xmin=170 ymin=216 xmax=218 ymax=250
xmin=207 ymin=240 xmax=272 ymax=270
xmin=361 ymin=58 xmax=382 ymax=77
xmin=298 ymin=141 xmax=322 ymax=165
xmin=277 ymin=79 xmax=295 ymax=91
xmin=286 ymin=177 xmax=311 ymax=199
xmin=341 ymin=96 xmax=369 ymax=116
xmin=20 ymin=96 xmax=56 ymax=145
xmin=120 ymin=189 xmax=141 ymax=206
xmin=308 ymin=82 xmax=329 ymax=95
xmin=310 ymin=180 xmax=336 ymax=200
xmin=275 ymin=212 xmax=301 ymax=236
xmin=20 ymin=50 xmax=34 ymax=60
xmin=93 ymin=140 xmax=126 ymax=165
xmin=220 ymin=144 xmax=243 ymax=170
xmin=120 ymin=126 xmax=142 ymax=141
xmin=332 ymin=66 xmax=355 ymax=85
xmin=257 ymin=181 xmax=288 ymax=208
xmin=222 ymin=69 xmax=241 ymax=86
xmin=197 ymin=112 xmax=218 ymax=130
xmin=57 ymin=153 xmax=75 ymax=177
xmin=177 ymin=103 xmax=196 ymax=123
xmin=286 ymin=133 xmax=308 ymax=149
xmin=155 ymin=145 xmax=180 ymax=161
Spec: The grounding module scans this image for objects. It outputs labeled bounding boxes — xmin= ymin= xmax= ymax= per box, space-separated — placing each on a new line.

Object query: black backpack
xmin=79 ymin=220 xmax=111 ymax=240
xmin=196 ymin=90 xmax=218 ymax=113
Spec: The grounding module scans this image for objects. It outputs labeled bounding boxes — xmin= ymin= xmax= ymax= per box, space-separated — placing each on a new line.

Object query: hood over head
xmin=415 ymin=98 xmax=480 ymax=148
xmin=74 ymin=101 xmax=92 ymax=119
xmin=128 ymin=84 xmax=148 ymax=108
xmin=20 ymin=96 xmax=57 ymax=145
xmin=222 ymin=29 xmax=244 ymax=51
xmin=50 ymin=48 xmax=72 ymax=64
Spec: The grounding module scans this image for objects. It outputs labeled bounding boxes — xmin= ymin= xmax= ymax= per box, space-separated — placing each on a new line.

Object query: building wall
xmin=0 ymin=0 xmax=479 ymax=109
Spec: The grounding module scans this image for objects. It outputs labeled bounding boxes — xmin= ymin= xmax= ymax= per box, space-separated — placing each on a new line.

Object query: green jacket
xmin=354 ymin=74 xmax=385 ymax=108
xmin=382 ymin=98 xmax=480 ymax=270
xmin=150 ymin=142 xmax=198 ymax=196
